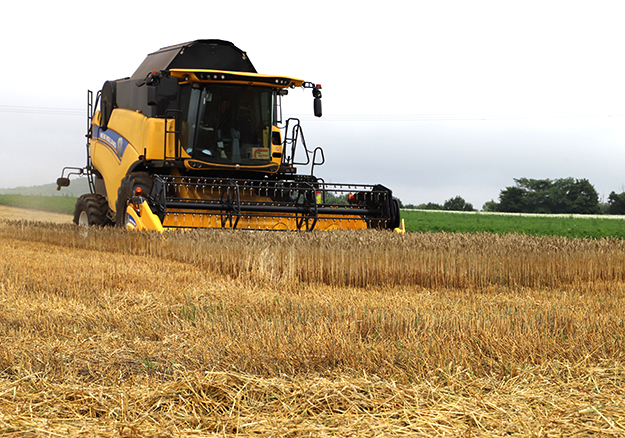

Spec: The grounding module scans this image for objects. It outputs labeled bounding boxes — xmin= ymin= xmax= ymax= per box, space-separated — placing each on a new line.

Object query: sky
xmin=1 ymin=1 xmax=624 ymax=209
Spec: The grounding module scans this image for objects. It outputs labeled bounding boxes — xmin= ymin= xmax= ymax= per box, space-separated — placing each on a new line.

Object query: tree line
xmin=404 ymin=177 xmax=625 ymax=215
xmin=402 ymin=196 xmax=475 ymax=212
xmin=485 ymin=177 xmax=602 ymax=214
xmin=325 ymin=192 xmax=476 ymax=212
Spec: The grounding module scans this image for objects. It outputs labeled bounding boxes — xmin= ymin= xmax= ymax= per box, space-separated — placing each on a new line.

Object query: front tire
xmin=73 ymin=194 xmax=111 ymax=226
xmin=387 ymin=198 xmax=401 ymax=230
xmin=115 ymin=172 xmax=153 ymax=227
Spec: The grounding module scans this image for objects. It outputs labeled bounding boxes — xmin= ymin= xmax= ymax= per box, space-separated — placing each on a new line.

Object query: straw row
xmin=4 ymin=219 xmax=625 ymax=289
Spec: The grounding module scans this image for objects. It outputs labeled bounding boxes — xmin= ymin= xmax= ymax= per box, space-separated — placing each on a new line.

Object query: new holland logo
xmin=127 ymin=214 xmax=137 ymax=229
xmin=95 ymin=126 xmax=129 ymax=160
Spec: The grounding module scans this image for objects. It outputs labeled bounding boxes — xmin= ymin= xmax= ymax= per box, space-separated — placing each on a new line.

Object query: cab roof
xmin=131 ymin=40 xmax=256 ymax=80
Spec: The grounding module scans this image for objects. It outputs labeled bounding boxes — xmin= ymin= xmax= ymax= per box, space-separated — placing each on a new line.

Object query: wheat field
xmin=0 ymin=219 xmax=624 ymax=436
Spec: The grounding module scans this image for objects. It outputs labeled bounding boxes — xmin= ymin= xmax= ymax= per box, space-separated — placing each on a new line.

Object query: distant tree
xmin=608 ymin=191 xmax=625 ymax=215
xmin=443 ymin=196 xmax=475 ymax=212
xmin=482 ymin=200 xmax=498 ymax=212
xmin=498 ymin=186 xmax=526 ymax=212
xmin=514 ymin=178 xmax=556 ymax=213
xmin=564 ymin=178 xmax=600 ymax=214
xmin=498 ymin=178 xmax=599 ymax=214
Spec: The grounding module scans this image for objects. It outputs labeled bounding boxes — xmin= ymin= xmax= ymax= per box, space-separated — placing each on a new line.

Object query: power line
xmin=295 ymin=112 xmax=625 ymax=122
xmin=0 ymin=105 xmax=83 ymax=116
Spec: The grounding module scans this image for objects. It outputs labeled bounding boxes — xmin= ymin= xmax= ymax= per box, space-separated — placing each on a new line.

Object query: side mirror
xmin=56 ymin=177 xmax=70 ymax=190
xmin=312 ymin=85 xmax=322 ymax=118
xmin=314 ymin=97 xmax=322 ymax=118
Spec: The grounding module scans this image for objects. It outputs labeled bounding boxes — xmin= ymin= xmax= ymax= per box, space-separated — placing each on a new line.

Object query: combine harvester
xmin=58 ymin=40 xmax=402 ymax=232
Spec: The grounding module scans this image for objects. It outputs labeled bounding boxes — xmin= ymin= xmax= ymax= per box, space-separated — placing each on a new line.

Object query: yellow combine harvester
xmin=57 ymin=40 xmax=402 ymax=231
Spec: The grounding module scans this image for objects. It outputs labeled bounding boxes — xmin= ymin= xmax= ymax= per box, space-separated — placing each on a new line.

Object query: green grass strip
xmin=402 ymin=209 xmax=625 ymax=239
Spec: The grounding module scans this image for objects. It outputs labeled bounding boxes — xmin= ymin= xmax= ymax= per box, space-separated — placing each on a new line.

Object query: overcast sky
xmin=1 ymin=1 xmax=624 ymax=208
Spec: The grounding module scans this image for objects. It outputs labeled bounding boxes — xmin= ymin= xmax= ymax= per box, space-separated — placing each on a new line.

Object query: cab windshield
xmin=180 ymin=84 xmax=274 ymax=165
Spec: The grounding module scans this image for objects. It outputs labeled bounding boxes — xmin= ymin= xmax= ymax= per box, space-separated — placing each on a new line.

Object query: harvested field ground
xmin=0 ymin=219 xmax=624 ymax=436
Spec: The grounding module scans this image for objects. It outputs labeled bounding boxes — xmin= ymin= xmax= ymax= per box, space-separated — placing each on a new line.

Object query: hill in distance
xmin=0 ymin=177 xmax=91 ymax=197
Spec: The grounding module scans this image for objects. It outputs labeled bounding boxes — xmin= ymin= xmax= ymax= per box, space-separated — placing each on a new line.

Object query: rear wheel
xmin=115 ymin=172 xmax=153 ymax=227
xmin=73 ymin=194 xmax=111 ymax=226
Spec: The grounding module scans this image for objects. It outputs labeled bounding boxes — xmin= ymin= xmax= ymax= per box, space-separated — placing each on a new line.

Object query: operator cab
xmin=179 ymin=84 xmax=274 ymax=166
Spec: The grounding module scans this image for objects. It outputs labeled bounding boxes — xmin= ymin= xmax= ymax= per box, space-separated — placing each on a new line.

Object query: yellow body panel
xmin=144 ymin=117 xmax=180 ymax=161
xmin=91 ymin=111 xmax=142 ymax=211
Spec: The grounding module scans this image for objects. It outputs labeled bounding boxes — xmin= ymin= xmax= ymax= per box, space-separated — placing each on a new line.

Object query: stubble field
xmin=0 ymin=215 xmax=624 ymax=436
